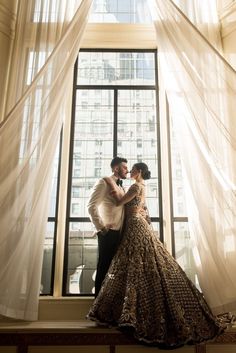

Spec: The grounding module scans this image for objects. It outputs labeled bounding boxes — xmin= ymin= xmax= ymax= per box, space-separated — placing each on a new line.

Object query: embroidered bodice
xmin=125 ymin=183 xmax=146 ymax=218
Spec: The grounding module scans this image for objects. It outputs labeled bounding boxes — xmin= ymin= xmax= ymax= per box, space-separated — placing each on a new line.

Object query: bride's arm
xmin=103 ymin=178 xmax=139 ymax=205
xmin=113 ymin=184 xmax=139 ymax=206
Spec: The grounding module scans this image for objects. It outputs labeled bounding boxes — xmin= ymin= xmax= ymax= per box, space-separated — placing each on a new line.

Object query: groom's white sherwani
xmin=87 ymin=176 xmax=125 ymax=232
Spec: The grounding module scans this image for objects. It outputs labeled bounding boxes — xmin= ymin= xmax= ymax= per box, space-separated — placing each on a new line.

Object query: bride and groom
xmin=87 ymin=156 xmax=225 ymax=349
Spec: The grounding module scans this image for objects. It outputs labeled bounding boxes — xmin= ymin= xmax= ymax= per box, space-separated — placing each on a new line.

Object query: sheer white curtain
xmin=173 ymin=0 xmax=222 ymax=48
xmin=150 ymin=0 xmax=236 ymax=314
xmin=0 ymin=0 xmax=92 ymax=320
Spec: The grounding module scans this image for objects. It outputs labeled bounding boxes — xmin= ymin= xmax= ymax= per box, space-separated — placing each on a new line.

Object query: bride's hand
xmin=106 ymin=223 xmax=114 ymax=229
xmin=103 ymin=177 xmax=122 ymax=203
xmin=103 ymin=176 xmax=116 ymax=188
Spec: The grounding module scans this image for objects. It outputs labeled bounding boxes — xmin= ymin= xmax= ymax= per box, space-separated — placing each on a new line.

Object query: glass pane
xmin=66 ymin=222 xmax=97 ymax=294
xmin=77 ymin=52 xmax=155 ymax=85
xmin=32 ymin=0 xmax=77 ymax=22
xmin=70 ymin=90 xmax=114 ymax=217
xmin=40 ymin=139 xmax=60 ymax=294
xmin=66 ymin=221 xmax=161 ymax=295
xmin=174 ymin=222 xmax=200 ymax=289
xmin=171 ymin=128 xmax=188 ymax=217
xmin=89 ymin=0 xmax=152 ymax=23
xmin=48 ymin=143 xmax=60 ymax=217
xmin=117 ymin=89 xmax=159 ymax=217
xmin=41 ymin=222 xmax=55 ymax=294
xmin=152 ymin=222 xmax=160 ymax=239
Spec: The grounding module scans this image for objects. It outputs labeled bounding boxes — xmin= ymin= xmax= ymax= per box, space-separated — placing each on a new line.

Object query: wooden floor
xmin=0 ymin=320 xmax=235 ymax=353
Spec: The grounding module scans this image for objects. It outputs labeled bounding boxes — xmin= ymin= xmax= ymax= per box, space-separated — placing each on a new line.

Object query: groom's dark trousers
xmin=95 ymin=229 xmax=122 ymax=297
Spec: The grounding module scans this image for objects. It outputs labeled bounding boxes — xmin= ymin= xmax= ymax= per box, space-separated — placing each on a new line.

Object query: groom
xmin=87 ymin=156 xmax=128 ymax=297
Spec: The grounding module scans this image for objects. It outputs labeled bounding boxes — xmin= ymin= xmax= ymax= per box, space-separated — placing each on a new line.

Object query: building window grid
xmin=63 ymin=49 xmax=162 ymax=296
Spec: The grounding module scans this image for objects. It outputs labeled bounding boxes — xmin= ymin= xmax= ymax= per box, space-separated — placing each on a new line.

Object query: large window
xmin=20 ymin=0 xmax=195 ymax=298
xmin=36 ymin=50 xmax=198 ymax=296
xmin=35 ymin=50 xmax=197 ymax=296
xmin=63 ymin=50 xmax=162 ymax=295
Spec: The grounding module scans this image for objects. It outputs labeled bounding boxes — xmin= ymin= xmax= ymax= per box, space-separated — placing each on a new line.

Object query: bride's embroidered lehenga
xmin=87 ymin=183 xmax=225 ymax=348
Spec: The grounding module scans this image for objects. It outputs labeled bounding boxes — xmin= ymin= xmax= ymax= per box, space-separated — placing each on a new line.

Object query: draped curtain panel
xmin=151 ymin=0 xmax=236 ymax=313
xmin=0 ymin=0 xmax=92 ymax=320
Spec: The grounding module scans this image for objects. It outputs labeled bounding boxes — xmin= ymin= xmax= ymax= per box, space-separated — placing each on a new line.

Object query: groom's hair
xmin=110 ymin=156 xmax=127 ymax=169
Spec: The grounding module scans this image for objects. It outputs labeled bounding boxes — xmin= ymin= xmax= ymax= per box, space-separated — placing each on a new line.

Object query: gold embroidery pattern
xmin=88 ymin=183 xmax=225 ymax=348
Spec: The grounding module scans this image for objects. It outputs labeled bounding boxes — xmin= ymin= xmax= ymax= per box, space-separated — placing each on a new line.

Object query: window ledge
xmin=39 ymin=296 xmax=94 ymax=321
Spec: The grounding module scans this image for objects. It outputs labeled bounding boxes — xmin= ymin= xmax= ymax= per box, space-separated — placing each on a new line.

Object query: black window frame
xmin=63 ymin=48 xmax=163 ymax=296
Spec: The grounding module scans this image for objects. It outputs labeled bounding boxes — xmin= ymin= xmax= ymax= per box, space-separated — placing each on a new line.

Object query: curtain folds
xmin=151 ymin=0 xmax=236 ymax=313
xmin=0 ymin=0 xmax=92 ymax=320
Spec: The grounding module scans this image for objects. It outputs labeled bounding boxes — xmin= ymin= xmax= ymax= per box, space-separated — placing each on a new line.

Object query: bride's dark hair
xmin=133 ymin=162 xmax=151 ymax=180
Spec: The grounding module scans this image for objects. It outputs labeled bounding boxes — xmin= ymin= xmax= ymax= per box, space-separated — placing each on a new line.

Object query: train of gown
xmin=87 ymin=183 xmax=226 ymax=348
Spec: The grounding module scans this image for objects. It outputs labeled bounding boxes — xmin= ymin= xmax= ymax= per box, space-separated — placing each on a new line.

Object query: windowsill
xmin=39 ymin=296 xmax=94 ymax=300
xmin=38 ymin=296 xmax=94 ymax=321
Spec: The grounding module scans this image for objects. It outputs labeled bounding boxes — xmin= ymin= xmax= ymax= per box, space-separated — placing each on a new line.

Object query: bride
xmin=87 ymin=162 xmax=226 ymax=349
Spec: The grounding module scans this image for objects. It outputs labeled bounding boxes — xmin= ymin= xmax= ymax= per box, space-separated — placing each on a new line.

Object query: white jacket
xmin=87 ymin=176 xmax=125 ymax=232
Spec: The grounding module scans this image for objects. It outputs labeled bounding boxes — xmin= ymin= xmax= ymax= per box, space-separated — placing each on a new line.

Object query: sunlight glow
xmin=181 ymin=52 xmax=205 ymax=85
xmin=147 ymin=0 xmax=162 ymax=21
xmin=192 ymin=246 xmax=201 ymax=267
xmin=224 ymin=235 xmax=235 ymax=254
xmin=187 ymin=118 xmax=236 ymax=191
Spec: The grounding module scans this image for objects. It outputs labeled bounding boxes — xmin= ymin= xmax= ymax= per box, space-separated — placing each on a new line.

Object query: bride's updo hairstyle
xmin=133 ymin=162 xmax=151 ymax=180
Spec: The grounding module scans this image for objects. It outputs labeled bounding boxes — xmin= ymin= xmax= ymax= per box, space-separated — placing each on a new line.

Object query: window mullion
xmin=114 ymin=88 xmax=118 ymax=157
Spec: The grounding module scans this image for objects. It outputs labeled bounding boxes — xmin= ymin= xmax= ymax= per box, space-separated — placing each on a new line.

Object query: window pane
xmin=171 ymin=129 xmax=188 ymax=217
xmin=40 ymin=139 xmax=60 ymax=295
xmin=77 ymin=52 xmax=155 ymax=85
xmin=32 ymin=0 xmax=78 ymax=22
xmin=89 ymin=0 xmax=152 ymax=23
xmin=66 ymin=221 xmax=161 ymax=295
xmin=151 ymin=222 xmax=160 ymax=239
xmin=117 ymin=89 xmax=159 ymax=217
xmin=41 ymin=222 xmax=55 ymax=294
xmin=66 ymin=222 xmax=97 ymax=294
xmin=48 ymin=143 xmax=60 ymax=217
xmin=174 ymin=222 xmax=200 ymax=289
xmin=70 ymin=89 xmax=114 ymax=217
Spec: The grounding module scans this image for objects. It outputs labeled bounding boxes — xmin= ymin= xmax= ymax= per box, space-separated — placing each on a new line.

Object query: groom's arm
xmin=87 ymin=178 xmax=107 ymax=232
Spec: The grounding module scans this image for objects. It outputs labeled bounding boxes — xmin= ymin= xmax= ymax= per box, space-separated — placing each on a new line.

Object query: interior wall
xmin=80 ymin=23 xmax=157 ymax=49
xmin=0 ymin=0 xmax=18 ymax=122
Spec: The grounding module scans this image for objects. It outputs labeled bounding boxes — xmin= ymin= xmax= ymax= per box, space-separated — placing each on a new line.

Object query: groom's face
xmin=117 ymin=162 xmax=128 ymax=179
